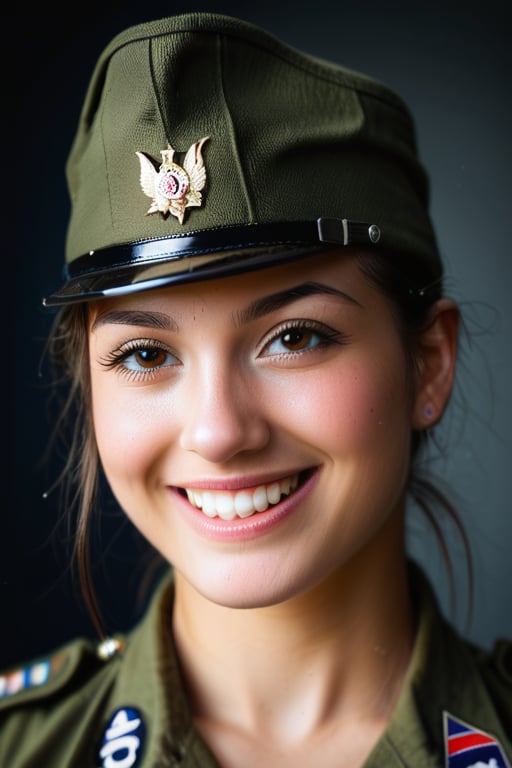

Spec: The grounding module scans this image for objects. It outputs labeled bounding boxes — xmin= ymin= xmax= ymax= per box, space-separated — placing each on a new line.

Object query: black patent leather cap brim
xmin=43 ymin=219 xmax=381 ymax=306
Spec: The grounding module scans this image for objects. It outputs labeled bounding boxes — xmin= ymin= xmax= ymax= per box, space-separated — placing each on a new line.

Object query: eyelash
xmin=259 ymin=319 xmax=349 ymax=358
xmin=99 ymin=320 xmax=349 ymax=381
xmin=99 ymin=338 xmax=179 ymax=381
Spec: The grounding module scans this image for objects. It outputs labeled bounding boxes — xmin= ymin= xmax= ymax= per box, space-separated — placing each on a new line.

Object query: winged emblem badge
xmin=136 ymin=137 xmax=209 ymax=224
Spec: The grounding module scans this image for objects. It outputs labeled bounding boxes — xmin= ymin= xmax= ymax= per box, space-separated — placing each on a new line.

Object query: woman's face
xmin=88 ymin=251 xmax=416 ymax=608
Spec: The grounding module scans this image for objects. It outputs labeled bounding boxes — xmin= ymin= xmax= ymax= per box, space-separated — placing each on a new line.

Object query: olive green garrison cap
xmin=43 ymin=12 xmax=442 ymax=306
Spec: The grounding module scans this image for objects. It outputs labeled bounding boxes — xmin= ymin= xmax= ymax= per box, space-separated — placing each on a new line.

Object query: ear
xmin=412 ymin=298 xmax=460 ymax=430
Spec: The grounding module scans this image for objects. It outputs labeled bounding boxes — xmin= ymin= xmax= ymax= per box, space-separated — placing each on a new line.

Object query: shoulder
xmin=0 ymin=572 xmax=196 ymax=768
xmin=0 ymin=634 xmax=124 ymax=708
xmin=0 ymin=635 xmax=125 ymax=767
xmin=0 ymin=573 xmax=173 ymax=717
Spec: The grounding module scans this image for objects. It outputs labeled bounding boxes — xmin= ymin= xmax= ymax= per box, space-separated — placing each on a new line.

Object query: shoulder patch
xmin=98 ymin=707 xmax=146 ymax=768
xmin=443 ymin=711 xmax=511 ymax=768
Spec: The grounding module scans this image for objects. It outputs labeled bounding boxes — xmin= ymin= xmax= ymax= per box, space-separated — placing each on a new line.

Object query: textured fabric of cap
xmin=43 ymin=12 xmax=442 ymax=305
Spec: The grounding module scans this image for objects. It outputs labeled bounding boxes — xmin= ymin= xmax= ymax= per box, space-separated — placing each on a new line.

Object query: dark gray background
xmin=6 ymin=0 xmax=511 ymax=669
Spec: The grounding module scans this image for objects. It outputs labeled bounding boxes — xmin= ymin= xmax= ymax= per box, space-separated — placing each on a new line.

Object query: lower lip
xmin=169 ymin=469 xmax=320 ymax=543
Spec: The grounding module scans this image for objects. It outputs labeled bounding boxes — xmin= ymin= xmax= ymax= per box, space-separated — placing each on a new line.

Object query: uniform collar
xmin=367 ymin=562 xmax=510 ymax=766
xmin=109 ymin=570 xmax=217 ymax=766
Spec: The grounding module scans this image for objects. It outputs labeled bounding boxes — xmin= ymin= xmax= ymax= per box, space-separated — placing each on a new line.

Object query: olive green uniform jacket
xmin=1 ymin=566 xmax=511 ymax=767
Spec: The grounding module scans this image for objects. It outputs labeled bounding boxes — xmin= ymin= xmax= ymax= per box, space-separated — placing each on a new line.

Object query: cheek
xmin=273 ymin=356 xmax=411 ymax=457
xmin=90 ymin=376 xmax=173 ymax=482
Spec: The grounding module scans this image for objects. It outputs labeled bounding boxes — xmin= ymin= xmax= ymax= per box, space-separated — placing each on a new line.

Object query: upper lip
xmin=172 ymin=467 xmax=317 ymax=492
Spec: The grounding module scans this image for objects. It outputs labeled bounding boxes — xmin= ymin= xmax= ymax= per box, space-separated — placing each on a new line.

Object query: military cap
xmin=43 ymin=12 xmax=441 ymax=306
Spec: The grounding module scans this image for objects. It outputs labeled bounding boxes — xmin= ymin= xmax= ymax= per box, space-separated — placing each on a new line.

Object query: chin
xmin=182 ymin=558 xmax=324 ymax=611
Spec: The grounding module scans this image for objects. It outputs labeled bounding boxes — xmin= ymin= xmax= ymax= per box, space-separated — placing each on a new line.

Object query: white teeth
xmin=234 ymin=491 xmax=254 ymax=518
xmin=253 ymin=486 xmax=269 ymax=513
xmin=267 ymin=482 xmax=281 ymax=504
xmin=216 ymin=493 xmax=236 ymax=520
xmin=202 ymin=492 xmax=217 ymax=517
xmin=184 ymin=474 xmax=300 ymax=519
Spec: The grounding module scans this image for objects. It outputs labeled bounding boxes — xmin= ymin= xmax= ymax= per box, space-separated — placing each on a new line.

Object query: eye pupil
xmin=139 ymin=349 xmax=160 ymax=362
xmin=136 ymin=348 xmax=165 ymax=368
xmin=283 ymin=330 xmax=307 ymax=349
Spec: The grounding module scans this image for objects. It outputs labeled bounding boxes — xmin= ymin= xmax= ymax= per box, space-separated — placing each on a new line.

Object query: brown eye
xmin=133 ymin=348 xmax=170 ymax=368
xmin=281 ymin=329 xmax=315 ymax=351
xmin=100 ymin=341 xmax=180 ymax=376
xmin=106 ymin=342 xmax=179 ymax=373
xmin=261 ymin=321 xmax=342 ymax=358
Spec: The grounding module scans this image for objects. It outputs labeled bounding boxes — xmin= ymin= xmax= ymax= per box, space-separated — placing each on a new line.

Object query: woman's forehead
xmin=87 ymin=248 xmax=371 ymax=315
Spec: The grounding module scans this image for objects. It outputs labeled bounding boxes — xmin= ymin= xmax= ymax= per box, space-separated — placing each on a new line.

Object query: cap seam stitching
xmin=218 ymin=33 xmax=256 ymax=221
xmin=149 ymin=36 xmax=172 ymax=144
xmin=98 ymin=23 xmax=411 ymax=119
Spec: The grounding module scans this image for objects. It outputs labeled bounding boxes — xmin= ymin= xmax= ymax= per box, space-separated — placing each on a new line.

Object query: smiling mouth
xmin=181 ymin=472 xmax=308 ymax=520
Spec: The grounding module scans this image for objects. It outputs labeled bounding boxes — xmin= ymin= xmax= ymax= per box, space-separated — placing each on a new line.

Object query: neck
xmin=172 ymin=547 xmax=414 ymax=745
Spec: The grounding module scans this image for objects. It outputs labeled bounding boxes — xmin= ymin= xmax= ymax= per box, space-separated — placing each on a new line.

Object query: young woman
xmin=2 ymin=13 xmax=510 ymax=768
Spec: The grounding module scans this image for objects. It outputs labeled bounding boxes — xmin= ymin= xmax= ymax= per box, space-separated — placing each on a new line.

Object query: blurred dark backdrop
xmin=5 ymin=0 xmax=512 ymax=669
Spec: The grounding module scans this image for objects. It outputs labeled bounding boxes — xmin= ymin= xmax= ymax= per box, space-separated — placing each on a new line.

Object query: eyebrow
xmin=91 ymin=281 xmax=360 ymax=332
xmin=234 ymin=281 xmax=361 ymax=325
xmin=91 ymin=310 xmax=177 ymax=332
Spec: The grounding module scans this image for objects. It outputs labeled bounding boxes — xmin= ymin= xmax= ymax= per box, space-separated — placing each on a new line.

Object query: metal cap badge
xmin=136 ymin=138 xmax=209 ymax=223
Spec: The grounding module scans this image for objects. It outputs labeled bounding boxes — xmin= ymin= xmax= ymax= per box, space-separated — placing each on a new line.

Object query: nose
xmin=178 ymin=362 xmax=270 ymax=463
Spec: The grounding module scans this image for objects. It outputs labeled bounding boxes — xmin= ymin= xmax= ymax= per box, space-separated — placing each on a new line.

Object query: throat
xmin=192 ymin=693 xmax=393 ymax=768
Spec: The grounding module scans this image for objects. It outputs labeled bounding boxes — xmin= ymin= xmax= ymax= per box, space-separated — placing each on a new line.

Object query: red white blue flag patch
xmin=444 ymin=712 xmax=511 ymax=768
